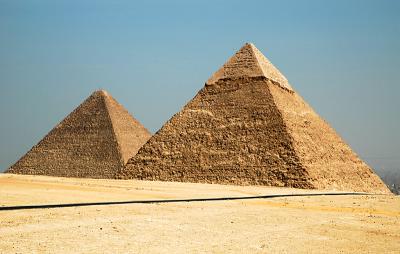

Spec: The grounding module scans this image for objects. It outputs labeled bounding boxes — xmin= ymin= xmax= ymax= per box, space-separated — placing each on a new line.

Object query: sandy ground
xmin=0 ymin=173 xmax=399 ymax=253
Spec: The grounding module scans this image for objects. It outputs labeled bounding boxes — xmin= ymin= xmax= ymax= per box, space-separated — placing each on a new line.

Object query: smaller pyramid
xmin=6 ymin=90 xmax=151 ymax=179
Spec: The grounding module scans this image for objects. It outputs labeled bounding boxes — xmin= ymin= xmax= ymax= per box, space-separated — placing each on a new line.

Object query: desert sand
xmin=0 ymin=173 xmax=399 ymax=253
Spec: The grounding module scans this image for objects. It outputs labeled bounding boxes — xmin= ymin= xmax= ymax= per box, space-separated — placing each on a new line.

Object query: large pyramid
xmin=7 ymin=90 xmax=151 ymax=178
xmin=119 ymin=43 xmax=389 ymax=194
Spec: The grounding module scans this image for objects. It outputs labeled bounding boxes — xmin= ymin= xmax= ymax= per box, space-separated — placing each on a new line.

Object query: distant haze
xmin=0 ymin=0 xmax=399 ymax=176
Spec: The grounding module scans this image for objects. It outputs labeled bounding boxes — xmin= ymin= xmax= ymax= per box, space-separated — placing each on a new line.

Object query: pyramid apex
xmin=206 ymin=43 xmax=293 ymax=91
xmin=93 ymin=89 xmax=109 ymax=96
xmin=244 ymin=42 xmax=255 ymax=46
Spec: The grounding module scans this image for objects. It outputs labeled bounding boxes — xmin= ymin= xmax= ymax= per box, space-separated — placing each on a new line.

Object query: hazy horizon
xmin=1 ymin=0 xmax=399 ymax=173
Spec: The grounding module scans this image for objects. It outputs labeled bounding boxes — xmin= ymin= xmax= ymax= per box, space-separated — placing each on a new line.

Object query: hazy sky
xmin=1 ymin=0 xmax=399 ymax=172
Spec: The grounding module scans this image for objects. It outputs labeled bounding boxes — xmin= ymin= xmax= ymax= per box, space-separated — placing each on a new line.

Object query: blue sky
xmin=0 ymin=0 xmax=399 ymax=172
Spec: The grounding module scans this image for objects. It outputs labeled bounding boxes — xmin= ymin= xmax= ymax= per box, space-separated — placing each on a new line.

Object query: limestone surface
xmin=7 ymin=90 xmax=151 ymax=178
xmin=119 ymin=43 xmax=389 ymax=194
xmin=206 ymin=43 xmax=292 ymax=91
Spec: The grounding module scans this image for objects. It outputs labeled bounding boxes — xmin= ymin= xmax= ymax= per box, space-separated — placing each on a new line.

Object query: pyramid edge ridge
xmin=102 ymin=93 xmax=126 ymax=171
xmin=248 ymin=43 xmax=294 ymax=92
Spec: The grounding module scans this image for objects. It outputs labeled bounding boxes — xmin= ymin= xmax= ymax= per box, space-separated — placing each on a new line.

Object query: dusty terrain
xmin=0 ymin=173 xmax=399 ymax=253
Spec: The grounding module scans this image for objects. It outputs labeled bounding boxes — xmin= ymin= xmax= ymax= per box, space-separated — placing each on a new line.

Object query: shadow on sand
xmin=0 ymin=192 xmax=375 ymax=211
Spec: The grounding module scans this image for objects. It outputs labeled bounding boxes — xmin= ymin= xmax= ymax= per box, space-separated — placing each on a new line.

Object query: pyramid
xmin=7 ymin=90 xmax=151 ymax=179
xmin=118 ymin=43 xmax=389 ymax=194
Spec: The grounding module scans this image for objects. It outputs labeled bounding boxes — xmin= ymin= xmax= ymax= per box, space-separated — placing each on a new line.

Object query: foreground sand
xmin=0 ymin=174 xmax=399 ymax=253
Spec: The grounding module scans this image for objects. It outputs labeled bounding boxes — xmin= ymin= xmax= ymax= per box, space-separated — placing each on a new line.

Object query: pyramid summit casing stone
xmin=7 ymin=90 xmax=151 ymax=179
xmin=206 ymin=43 xmax=293 ymax=91
xmin=119 ymin=43 xmax=389 ymax=194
